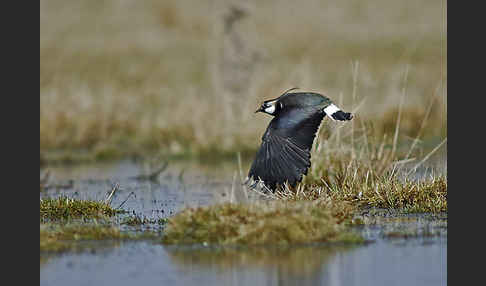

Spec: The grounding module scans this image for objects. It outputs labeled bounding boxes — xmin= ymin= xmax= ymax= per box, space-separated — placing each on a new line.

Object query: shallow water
xmin=40 ymin=159 xmax=447 ymax=286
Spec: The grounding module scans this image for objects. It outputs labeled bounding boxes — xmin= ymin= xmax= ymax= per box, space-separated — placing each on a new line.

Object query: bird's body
xmin=248 ymin=90 xmax=353 ymax=191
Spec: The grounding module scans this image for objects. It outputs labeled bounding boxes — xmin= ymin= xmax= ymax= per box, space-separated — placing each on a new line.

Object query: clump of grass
xmin=40 ymin=196 xmax=125 ymax=221
xmin=39 ymin=195 xmax=167 ymax=259
xmin=40 ymin=223 xmax=127 ymax=252
xmin=162 ymin=198 xmax=364 ymax=245
xmin=40 ymin=219 xmax=163 ymax=255
xmin=283 ymin=174 xmax=447 ymax=213
xmin=363 ymin=176 xmax=446 ymax=213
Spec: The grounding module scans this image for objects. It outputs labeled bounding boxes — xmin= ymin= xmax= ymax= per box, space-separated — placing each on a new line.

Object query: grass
xmin=40 ymin=196 xmax=125 ymax=221
xmin=39 ymin=196 xmax=163 ymax=257
xmin=276 ymin=168 xmax=447 ymax=214
xmin=40 ymin=223 xmax=127 ymax=252
xmin=40 ymin=0 xmax=447 ymax=164
xmin=162 ymin=198 xmax=364 ymax=245
xmin=39 ymin=195 xmax=364 ymax=250
xmin=39 ymin=222 xmax=161 ymax=255
xmin=39 ymin=1 xmax=446 ymax=249
xmin=40 ymin=196 xmax=126 ymax=254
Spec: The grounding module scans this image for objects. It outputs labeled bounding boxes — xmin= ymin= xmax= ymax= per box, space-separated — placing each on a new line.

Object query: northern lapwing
xmin=247 ymin=88 xmax=353 ymax=191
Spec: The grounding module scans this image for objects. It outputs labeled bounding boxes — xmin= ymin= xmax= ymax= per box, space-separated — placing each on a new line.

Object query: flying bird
xmin=247 ymin=88 xmax=353 ymax=191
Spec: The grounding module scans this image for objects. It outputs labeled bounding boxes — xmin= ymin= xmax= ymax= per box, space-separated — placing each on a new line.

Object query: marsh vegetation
xmin=40 ymin=1 xmax=446 ymax=284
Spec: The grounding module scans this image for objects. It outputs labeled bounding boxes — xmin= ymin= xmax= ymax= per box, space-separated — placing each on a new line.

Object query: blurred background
xmin=40 ymin=0 xmax=447 ymax=164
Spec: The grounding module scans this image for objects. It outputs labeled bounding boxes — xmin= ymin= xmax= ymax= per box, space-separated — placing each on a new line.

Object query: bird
xmin=247 ymin=88 xmax=353 ymax=191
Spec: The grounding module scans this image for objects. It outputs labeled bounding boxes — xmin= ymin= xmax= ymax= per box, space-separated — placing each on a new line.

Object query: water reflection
xmin=165 ymin=239 xmax=445 ymax=286
xmin=167 ymin=244 xmax=354 ymax=285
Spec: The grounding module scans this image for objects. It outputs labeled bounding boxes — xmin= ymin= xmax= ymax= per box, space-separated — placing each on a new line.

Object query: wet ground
xmin=40 ymin=159 xmax=447 ymax=286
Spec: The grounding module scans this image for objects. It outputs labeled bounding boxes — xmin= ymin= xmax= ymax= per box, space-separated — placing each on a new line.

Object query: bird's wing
xmin=248 ymin=131 xmax=312 ymax=190
xmin=272 ymin=108 xmax=327 ymax=150
xmin=248 ymin=108 xmax=326 ymax=189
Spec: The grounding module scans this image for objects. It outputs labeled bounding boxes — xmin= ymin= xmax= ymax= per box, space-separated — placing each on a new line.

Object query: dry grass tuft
xmin=278 ymin=174 xmax=447 ymax=213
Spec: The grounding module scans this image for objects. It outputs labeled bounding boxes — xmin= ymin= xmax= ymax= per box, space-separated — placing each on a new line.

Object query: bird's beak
xmin=255 ymin=107 xmax=263 ymax=113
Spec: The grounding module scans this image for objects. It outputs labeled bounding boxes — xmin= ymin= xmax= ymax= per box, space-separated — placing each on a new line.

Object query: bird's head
xmin=255 ymin=87 xmax=300 ymax=116
xmin=255 ymin=99 xmax=281 ymax=116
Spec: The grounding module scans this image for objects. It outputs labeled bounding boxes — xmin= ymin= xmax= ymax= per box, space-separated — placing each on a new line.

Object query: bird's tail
xmin=323 ymin=104 xmax=353 ymax=121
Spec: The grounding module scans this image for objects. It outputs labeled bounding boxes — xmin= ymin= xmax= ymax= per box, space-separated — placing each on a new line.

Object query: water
xmin=40 ymin=159 xmax=447 ymax=286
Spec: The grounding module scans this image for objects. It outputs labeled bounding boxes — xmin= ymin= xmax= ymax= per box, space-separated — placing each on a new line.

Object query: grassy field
xmin=40 ymin=0 xmax=447 ymax=163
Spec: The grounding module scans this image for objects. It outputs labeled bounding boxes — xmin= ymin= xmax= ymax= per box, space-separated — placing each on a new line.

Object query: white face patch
xmin=323 ymin=104 xmax=341 ymax=120
xmin=264 ymin=104 xmax=276 ymax=114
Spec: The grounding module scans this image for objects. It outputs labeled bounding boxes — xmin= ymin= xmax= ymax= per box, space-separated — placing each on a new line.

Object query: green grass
xmin=39 ymin=197 xmax=163 ymax=257
xmin=40 ymin=223 xmax=127 ymax=252
xmin=162 ymin=199 xmax=364 ymax=245
xmin=39 ymin=222 xmax=161 ymax=254
xmin=40 ymin=196 xmax=125 ymax=221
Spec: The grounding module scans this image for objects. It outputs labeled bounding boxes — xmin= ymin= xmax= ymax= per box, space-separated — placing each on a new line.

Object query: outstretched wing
xmin=248 ymin=132 xmax=312 ymax=190
xmin=248 ymin=107 xmax=326 ymax=190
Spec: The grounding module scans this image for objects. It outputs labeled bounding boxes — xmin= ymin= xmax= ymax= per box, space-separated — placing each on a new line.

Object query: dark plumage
xmin=248 ymin=90 xmax=353 ymax=191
